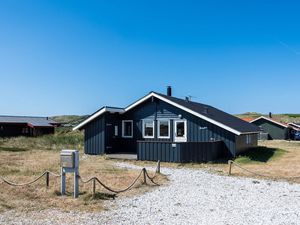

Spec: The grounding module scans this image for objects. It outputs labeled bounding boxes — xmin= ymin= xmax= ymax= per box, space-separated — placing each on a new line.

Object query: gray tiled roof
xmin=0 ymin=116 xmax=59 ymax=127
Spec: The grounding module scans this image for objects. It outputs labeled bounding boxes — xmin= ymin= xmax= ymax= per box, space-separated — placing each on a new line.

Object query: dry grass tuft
xmin=209 ymin=140 xmax=300 ymax=182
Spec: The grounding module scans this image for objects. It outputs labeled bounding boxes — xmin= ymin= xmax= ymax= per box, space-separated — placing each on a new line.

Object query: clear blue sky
xmin=1 ymin=0 xmax=300 ymax=116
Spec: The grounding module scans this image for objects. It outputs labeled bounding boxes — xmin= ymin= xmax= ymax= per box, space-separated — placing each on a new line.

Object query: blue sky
xmin=1 ymin=0 xmax=300 ymax=116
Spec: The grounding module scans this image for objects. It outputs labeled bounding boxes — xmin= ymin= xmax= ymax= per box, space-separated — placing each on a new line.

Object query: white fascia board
xmin=124 ymin=92 xmax=155 ymax=112
xmin=124 ymin=92 xmax=243 ymax=135
xmin=250 ymin=116 xmax=288 ymax=128
xmin=288 ymin=123 xmax=300 ymax=129
xmin=73 ymin=107 xmax=124 ymax=131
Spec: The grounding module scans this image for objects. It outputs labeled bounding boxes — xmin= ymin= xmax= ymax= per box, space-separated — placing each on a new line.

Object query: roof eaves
xmin=73 ymin=106 xmax=124 ymax=131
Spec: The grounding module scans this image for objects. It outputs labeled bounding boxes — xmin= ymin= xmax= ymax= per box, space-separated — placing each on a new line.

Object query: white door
xmin=174 ymin=120 xmax=187 ymax=142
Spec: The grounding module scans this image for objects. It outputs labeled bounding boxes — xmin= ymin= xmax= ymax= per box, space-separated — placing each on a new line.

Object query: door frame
xmin=173 ymin=119 xmax=187 ymax=142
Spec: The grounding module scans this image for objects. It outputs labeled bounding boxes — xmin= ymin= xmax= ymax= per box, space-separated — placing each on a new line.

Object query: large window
xmin=174 ymin=120 xmax=187 ymax=142
xmin=143 ymin=120 xmax=154 ymax=138
xmin=122 ymin=120 xmax=133 ymax=138
xmin=158 ymin=120 xmax=170 ymax=138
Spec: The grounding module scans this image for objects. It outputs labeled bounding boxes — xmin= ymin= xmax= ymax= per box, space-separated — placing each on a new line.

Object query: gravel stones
xmin=1 ymin=163 xmax=300 ymax=225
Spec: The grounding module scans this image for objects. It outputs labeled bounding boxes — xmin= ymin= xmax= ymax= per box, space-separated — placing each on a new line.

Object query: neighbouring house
xmin=0 ymin=116 xmax=60 ymax=137
xmin=288 ymin=123 xmax=300 ymax=131
xmin=247 ymin=116 xmax=295 ymax=140
xmin=74 ymin=87 xmax=259 ymax=163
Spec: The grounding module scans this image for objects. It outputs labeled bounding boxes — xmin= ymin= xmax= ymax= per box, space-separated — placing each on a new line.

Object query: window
xmin=114 ymin=126 xmax=118 ymax=136
xmin=158 ymin=120 xmax=170 ymax=138
xmin=143 ymin=120 xmax=154 ymax=138
xmin=22 ymin=127 xmax=29 ymax=134
xmin=246 ymin=134 xmax=252 ymax=144
xmin=174 ymin=120 xmax=187 ymax=142
xmin=122 ymin=120 xmax=133 ymax=138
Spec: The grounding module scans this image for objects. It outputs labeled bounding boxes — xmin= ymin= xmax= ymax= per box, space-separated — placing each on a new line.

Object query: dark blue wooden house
xmin=74 ymin=88 xmax=259 ymax=162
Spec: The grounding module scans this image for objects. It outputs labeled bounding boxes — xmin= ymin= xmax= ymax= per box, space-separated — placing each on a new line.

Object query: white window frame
xmin=122 ymin=120 xmax=133 ymax=138
xmin=157 ymin=119 xmax=170 ymax=139
xmin=174 ymin=120 xmax=187 ymax=142
xmin=142 ymin=120 xmax=155 ymax=138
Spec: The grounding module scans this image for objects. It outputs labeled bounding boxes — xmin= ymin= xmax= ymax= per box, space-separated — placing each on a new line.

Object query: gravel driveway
xmin=1 ymin=163 xmax=300 ymax=225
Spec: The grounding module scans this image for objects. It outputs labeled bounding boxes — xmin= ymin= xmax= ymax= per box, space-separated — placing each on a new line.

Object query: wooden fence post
xmin=156 ymin=160 xmax=160 ymax=174
xmin=228 ymin=160 xmax=232 ymax=176
xmin=46 ymin=171 xmax=50 ymax=188
xmin=92 ymin=178 xmax=96 ymax=198
xmin=143 ymin=168 xmax=146 ymax=184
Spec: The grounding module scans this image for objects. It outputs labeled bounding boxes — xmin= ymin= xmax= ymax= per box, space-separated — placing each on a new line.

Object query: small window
xmin=158 ymin=120 xmax=170 ymax=138
xmin=114 ymin=126 xmax=118 ymax=136
xmin=176 ymin=121 xmax=185 ymax=137
xmin=22 ymin=127 xmax=29 ymax=134
xmin=174 ymin=120 xmax=187 ymax=142
xmin=246 ymin=134 xmax=252 ymax=144
xmin=143 ymin=120 xmax=154 ymax=138
xmin=122 ymin=120 xmax=133 ymax=138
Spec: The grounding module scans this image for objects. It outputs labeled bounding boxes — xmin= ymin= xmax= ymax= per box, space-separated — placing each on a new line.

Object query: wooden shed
xmin=0 ymin=116 xmax=60 ymax=137
xmin=74 ymin=88 xmax=259 ymax=162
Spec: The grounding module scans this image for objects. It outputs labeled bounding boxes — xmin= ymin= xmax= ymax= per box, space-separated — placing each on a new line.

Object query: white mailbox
xmin=60 ymin=149 xmax=79 ymax=198
xmin=60 ymin=150 xmax=79 ymax=168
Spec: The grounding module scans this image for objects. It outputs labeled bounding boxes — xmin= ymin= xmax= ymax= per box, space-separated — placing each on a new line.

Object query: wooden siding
xmin=137 ymin=141 xmax=226 ymax=163
xmin=84 ymin=115 xmax=106 ymax=155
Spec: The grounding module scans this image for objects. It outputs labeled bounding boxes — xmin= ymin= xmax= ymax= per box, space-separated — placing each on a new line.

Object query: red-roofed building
xmin=241 ymin=117 xmax=256 ymax=122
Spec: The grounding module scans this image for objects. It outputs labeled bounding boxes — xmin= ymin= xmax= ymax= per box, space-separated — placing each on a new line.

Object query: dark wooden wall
xmin=137 ymin=141 xmax=226 ymax=163
xmin=235 ymin=133 xmax=258 ymax=155
xmin=84 ymin=115 xmax=106 ymax=154
xmin=0 ymin=124 xmax=54 ymax=137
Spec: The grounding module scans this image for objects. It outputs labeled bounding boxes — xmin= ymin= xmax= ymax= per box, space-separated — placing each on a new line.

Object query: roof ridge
xmin=154 ymin=92 xmax=210 ymax=106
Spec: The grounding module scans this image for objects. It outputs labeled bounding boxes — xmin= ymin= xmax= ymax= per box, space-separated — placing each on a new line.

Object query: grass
xmin=0 ymin=131 xmax=84 ymax=151
xmin=282 ymin=114 xmax=300 ymax=118
xmin=234 ymin=147 xmax=286 ymax=164
xmin=0 ymin=147 xmax=167 ymax=213
xmin=50 ymin=115 xmax=88 ymax=125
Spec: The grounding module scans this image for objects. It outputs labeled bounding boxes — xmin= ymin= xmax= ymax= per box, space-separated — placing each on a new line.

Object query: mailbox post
xmin=60 ymin=149 xmax=79 ymax=198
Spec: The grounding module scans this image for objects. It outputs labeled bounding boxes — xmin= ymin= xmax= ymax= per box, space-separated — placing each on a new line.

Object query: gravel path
xmin=1 ymin=163 xmax=300 ymax=225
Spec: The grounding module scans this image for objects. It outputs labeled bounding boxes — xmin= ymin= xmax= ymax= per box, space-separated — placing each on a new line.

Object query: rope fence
xmin=228 ymin=160 xmax=300 ymax=180
xmin=78 ymin=162 xmax=161 ymax=196
xmin=0 ymin=161 xmax=162 ymax=198
xmin=0 ymin=171 xmax=61 ymax=187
